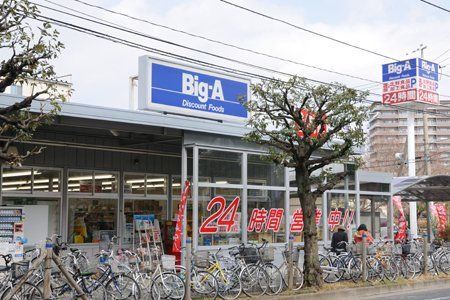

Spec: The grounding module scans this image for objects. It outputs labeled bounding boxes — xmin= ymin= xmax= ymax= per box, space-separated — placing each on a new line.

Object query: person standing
xmin=331 ymin=225 xmax=348 ymax=254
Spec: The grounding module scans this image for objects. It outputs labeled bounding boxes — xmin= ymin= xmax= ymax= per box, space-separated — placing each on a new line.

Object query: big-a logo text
xmin=181 ymin=72 xmax=225 ymax=113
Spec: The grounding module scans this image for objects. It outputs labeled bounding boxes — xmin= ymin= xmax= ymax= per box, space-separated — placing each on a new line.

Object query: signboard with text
xmin=138 ymin=56 xmax=250 ymax=122
xmin=382 ymin=58 xmax=439 ymax=106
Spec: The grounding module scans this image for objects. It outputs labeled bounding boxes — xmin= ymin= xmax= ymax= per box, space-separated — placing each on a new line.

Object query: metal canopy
xmin=393 ymin=175 xmax=450 ymax=202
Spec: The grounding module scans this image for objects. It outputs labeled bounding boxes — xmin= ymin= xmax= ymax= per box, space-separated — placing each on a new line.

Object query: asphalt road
xmin=362 ymin=286 xmax=450 ymax=300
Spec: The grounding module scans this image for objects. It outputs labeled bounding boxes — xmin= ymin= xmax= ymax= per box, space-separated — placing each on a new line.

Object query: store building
xmin=0 ymin=56 xmax=394 ymax=256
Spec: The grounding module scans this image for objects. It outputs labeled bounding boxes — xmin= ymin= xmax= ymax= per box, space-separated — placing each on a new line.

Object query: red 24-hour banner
xmin=172 ymin=181 xmax=190 ymax=253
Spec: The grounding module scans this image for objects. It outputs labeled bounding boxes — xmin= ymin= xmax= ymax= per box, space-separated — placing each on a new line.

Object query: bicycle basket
xmin=239 ymin=247 xmax=259 ymax=264
xmin=261 ymin=247 xmax=275 ymax=262
xmin=12 ymin=261 xmax=29 ymax=280
xmin=193 ymin=251 xmax=210 ymax=268
xmin=161 ymin=255 xmax=176 ymax=270
xmin=283 ymin=250 xmax=299 ymax=263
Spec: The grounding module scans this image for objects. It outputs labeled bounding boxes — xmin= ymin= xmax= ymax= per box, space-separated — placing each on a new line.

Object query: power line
xmin=217 ymin=0 xmax=398 ymax=61
xmin=39 ymin=0 xmax=381 ymax=85
xmin=217 ymin=0 xmax=450 ymax=79
xmin=34 ymin=1 xmax=450 ymax=105
xmin=29 ymin=13 xmax=450 ymax=119
xmin=419 ymin=0 xmax=450 ymax=12
xmin=434 ymin=48 xmax=450 ymax=61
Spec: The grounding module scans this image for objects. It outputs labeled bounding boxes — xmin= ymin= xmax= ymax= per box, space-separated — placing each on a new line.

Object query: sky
xmin=29 ymin=0 xmax=450 ymax=108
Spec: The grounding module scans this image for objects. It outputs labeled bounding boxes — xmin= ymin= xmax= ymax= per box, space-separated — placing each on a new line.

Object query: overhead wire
xmin=29 ymin=12 xmax=450 ymax=119
xmin=38 ymin=0 xmax=381 ymax=85
xmin=217 ymin=0 xmax=450 ymax=79
xmin=38 ymin=0 xmax=450 ymax=103
xmin=418 ymin=0 xmax=450 ymax=13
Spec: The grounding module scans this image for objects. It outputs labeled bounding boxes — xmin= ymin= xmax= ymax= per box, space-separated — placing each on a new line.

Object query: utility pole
xmin=416 ymin=44 xmax=434 ymax=244
xmin=405 ymin=44 xmax=428 ymax=239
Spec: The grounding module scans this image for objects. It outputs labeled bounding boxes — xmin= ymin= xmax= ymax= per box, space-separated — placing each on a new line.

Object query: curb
xmin=270 ymin=278 xmax=450 ymax=300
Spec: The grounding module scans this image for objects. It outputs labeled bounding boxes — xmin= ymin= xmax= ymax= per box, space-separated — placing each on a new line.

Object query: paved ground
xmin=274 ymin=279 xmax=450 ymax=300
xmin=362 ymin=286 xmax=450 ymax=300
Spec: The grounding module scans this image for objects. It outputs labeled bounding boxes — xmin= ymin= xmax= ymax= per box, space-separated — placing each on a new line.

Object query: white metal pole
xmin=407 ymin=110 xmax=418 ymax=237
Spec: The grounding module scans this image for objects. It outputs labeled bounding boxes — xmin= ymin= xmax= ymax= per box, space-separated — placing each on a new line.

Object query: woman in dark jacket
xmin=331 ymin=225 xmax=348 ymax=254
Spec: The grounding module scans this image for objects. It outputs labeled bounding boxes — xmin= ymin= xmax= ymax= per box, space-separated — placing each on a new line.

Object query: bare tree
xmin=0 ymin=0 xmax=68 ymax=166
xmin=244 ymin=76 xmax=371 ymax=287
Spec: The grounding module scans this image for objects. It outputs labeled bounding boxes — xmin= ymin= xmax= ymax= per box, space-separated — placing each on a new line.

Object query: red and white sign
xmin=296 ymin=109 xmax=327 ymax=139
xmin=382 ymin=89 xmax=418 ymax=105
xmin=383 ymin=78 xmax=416 ymax=93
xmin=172 ymin=181 xmax=190 ymax=253
xmin=418 ymin=89 xmax=439 ymax=104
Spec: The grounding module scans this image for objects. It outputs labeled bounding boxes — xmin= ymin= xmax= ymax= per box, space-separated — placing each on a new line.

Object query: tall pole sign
xmin=382 ymin=55 xmax=440 ymax=238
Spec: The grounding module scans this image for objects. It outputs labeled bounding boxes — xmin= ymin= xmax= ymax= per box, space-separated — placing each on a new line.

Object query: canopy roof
xmin=393 ymin=175 xmax=450 ymax=202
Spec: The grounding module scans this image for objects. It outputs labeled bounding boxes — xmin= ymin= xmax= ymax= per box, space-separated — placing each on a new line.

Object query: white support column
xmin=192 ymin=146 xmax=199 ymax=250
xmin=181 ymin=142 xmax=188 ymax=261
xmin=284 ymin=167 xmax=290 ymax=242
xmin=388 ymin=187 xmax=394 ymax=240
xmin=407 ymin=110 xmax=418 ymax=237
xmin=242 ymin=153 xmax=248 ymax=243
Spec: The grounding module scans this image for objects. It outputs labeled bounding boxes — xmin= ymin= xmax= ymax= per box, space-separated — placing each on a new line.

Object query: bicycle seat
xmin=323 ymin=246 xmax=332 ymax=251
xmin=70 ymin=248 xmax=80 ymax=253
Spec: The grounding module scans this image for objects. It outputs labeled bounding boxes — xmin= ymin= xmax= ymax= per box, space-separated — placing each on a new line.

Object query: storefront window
xmin=124 ymin=173 xmax=145 ymax=195
xmin=68 ymin=198 xmax=117 ymax=244
xmin=360 ymin=195 xmax=389 ymax=239
xmin=248 ymin=190 xmax=285 ymax=243
xmin=94 ymin=171 xmax=118 ymax=193
xmin=360 ymin=181 xmax=390 ymax=192
xmin=248 ymin=154 xmax=284 ymax=187
xmin=198 ymin=188 xmax=241 ymax=246
xmin=146 ymin=175 xmax=167 ymax=195
xmin=33 ymin=169 xmax=60 ymax=192
xmin=68 ymin=170 xmax=93 ymax=193
xmin=3 ymin=197 xmax=60 ymax=245
xmin=289 ymin=193 xmax=323 ymax=242
xmin=199 ymin=150 xmax=241 ymax=184
xmin=327 ymin=193 xmax=357 ymax=241
xmin=2 ymin=168 xmax=33 ymax=193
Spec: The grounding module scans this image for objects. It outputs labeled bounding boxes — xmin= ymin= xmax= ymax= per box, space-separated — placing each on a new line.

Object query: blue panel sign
xmin=382 ymin=58 xmax=417 ymax=82
xmin=138 ymin=56 xmax=249 ymax=122
xmin=417 ymin=58 xmax=439 ymax=81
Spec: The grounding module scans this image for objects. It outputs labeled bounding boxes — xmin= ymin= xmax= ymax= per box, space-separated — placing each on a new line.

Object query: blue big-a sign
xmin=417 ymin=58 xmax=439 ymax=81
xmin=138 ymin=56 xmax=249 ymax=122
xmin=382 ymin=58 xmax=417 ymax=82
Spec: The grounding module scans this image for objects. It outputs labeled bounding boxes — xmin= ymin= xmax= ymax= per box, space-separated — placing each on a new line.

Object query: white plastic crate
xmin=161 ymin=255 xmax=176 ymax=270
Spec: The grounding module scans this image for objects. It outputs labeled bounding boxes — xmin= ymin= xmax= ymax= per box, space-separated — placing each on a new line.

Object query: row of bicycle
xmin=1 ymin=237 xmax=449 ymax=299
xmin=319 ymin=238 xmax=450 ymax=283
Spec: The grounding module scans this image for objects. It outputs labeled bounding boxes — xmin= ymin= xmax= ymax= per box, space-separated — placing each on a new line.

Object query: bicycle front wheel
xmin=191 ymin=270 xmax=219 ymax=299
xmin=240 ymin=264 xmax=268 ymax=296
xmin=215 ymin=269 xmax=242 ymax=300
xmin=263 ymin=263 xmax=283 ymax=295
xmin=0 ymin=282 xmax=43 ymax=300
xmin=105 ymin=273 xmax=141 ymax=299
xmin=151 ymin=272 xmax=185 ymax=300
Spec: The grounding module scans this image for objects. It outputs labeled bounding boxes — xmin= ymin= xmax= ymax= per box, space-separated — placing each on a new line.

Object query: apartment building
xmin=367 ymin=101 xmax=450 ymax=176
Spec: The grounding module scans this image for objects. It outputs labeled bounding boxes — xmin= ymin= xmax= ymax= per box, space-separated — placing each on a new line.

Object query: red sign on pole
xmin=393 ymin=196 xmax=407 ymax=242
xmin=435 ymin=204 xmax=447 ymax=238
xmin=172 ymin=181 xmax=190 ymax=253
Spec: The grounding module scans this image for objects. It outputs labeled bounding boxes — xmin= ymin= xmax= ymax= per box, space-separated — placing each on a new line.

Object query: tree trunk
xmin=296 ymin=166 xmax=323 ymax=288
